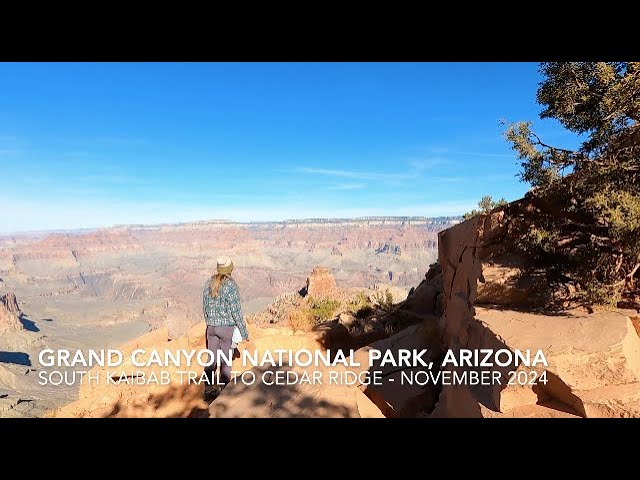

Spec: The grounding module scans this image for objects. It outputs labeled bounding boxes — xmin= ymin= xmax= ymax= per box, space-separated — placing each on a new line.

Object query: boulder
xmin=338 ymin=312 xmax=357 ymax=329
xmin=476 ymin=307 xmax=640 ymax=418
xmin=346 ymin=321 xmax=442 ymax=417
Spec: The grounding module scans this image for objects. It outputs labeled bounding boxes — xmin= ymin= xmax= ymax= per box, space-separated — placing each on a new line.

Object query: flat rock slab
xmin=475 ymin=307 xmax=640 ymax=418
xmin=209 ymin=363 xmax=381 ymax=418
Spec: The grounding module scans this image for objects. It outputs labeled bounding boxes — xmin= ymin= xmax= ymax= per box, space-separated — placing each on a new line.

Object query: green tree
xmin=463 ymin=195 xmax=507 ymax=219
xmin=504 ymin=62 xmax=640 ymax=306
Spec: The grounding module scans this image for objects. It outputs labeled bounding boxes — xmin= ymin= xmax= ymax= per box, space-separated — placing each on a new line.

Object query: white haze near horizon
xmin=0 ymin=196 xmax=475 ymax=234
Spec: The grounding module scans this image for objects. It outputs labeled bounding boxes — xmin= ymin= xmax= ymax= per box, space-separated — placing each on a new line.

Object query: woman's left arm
xmin=228 ymin=282 xmax=249 ymax=340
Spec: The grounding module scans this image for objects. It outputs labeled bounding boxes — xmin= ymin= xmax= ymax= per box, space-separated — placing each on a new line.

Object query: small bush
xmin=350 ymin=291 xmax=370 ymax=307
xmin=348 ymin=291 xmax=374 ymax=319
xmin=287 ymin=309 xmax=315 ymax=331
xmin=308 ymin=297 xmax=340 ymax=323
xmin=372 ymin=289 xmax=394 ymax=312
xmin=578 ymin=280 xmax=623 ymax=309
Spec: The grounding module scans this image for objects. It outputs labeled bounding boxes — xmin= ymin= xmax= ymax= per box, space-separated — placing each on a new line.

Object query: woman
xmin=202 ymin=256 xmax=249 ymax=400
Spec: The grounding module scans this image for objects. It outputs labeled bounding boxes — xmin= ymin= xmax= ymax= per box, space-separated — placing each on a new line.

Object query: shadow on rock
xmin=19 ymin=316 xmax=40 ymax=332
xmin=209 ymin=365 xmax=357 ymax=418
xmin=0 ymin=351 xmax=31 ymax=366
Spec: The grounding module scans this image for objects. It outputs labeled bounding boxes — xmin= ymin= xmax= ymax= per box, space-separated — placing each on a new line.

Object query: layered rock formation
xmin=304 ymin=267 xmax=337 ymax=298
xmin=0 ymin=292 xmax=22 ymax=333
xmin=2 ymin=217 xmax=456 ymax=264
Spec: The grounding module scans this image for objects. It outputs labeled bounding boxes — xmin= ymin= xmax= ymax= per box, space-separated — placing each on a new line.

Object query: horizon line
xmin=0 ymin=214 xmax=464 ymax=236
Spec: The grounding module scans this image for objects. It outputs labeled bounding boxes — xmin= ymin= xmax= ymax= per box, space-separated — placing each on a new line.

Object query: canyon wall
xmin=0 ymin=217 xmax=456 ymax=337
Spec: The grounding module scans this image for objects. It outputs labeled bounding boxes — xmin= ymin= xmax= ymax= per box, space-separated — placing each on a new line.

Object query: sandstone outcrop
xmin=1 ymin=292 xmax=21 ymax=315
xmin=475 ymin=307 xmax=640 ymax=418
xmin=378 ymin=263 xmax=443 ymax=335
xmin=430 ymin=210 xmax=640 ymax=418
xmin=0 ymin=292 xmax=22 ymax=333
xmin=335 ymin=205 xmax=640 ymax=419
xmin=304 ymin=267 xmax=337 ymax=298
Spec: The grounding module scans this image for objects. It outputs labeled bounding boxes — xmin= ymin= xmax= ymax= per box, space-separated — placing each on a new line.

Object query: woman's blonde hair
xmin=209 ymin=273 xmax=232 ymax=298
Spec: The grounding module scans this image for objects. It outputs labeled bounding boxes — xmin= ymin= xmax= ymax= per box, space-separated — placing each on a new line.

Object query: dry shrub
xmin=287 ymin=309 xmax=315 ymax=332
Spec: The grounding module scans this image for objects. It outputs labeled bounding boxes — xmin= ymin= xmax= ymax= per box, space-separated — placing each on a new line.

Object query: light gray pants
xmin=204 ymin=325 xmax=235 ymax=386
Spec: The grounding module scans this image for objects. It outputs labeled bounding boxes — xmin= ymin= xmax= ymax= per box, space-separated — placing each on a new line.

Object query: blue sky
xmin=0 ymin=62 xmax=576 ymax=233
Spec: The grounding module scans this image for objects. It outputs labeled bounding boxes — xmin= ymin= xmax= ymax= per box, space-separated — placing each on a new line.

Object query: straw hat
xmin=216 ymin=256 xmax=234 ymax=275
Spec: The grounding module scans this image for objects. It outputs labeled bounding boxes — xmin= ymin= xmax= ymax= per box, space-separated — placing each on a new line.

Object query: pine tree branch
xmin=529 ymin=131 xmax=579 ymax=155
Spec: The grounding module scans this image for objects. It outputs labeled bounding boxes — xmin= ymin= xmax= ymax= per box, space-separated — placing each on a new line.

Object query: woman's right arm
xmin=202 ymin=283 xmax=210 ymax=322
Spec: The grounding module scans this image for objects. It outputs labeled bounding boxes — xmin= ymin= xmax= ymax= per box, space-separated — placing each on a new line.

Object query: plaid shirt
xmin=202 ymin=277 xmax=249 ymax=340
